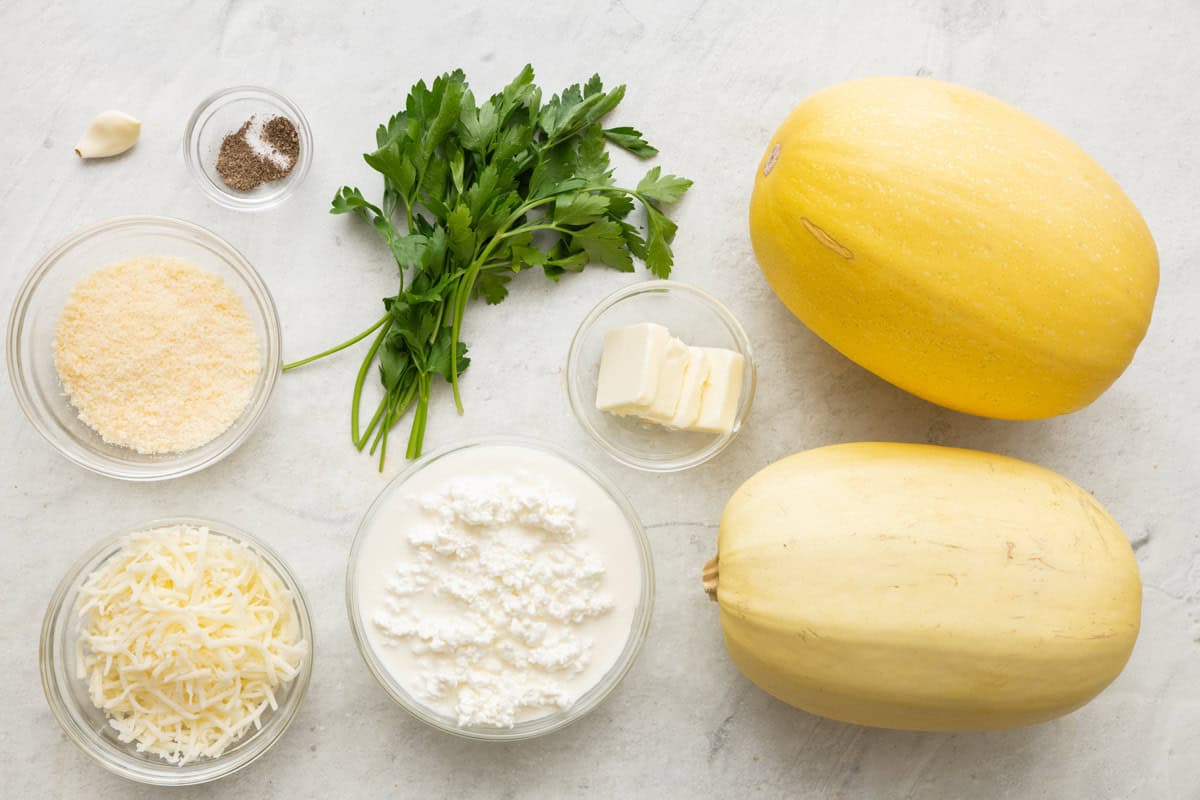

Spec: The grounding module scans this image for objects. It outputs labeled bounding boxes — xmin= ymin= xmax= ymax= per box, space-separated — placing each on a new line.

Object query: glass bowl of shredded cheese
xmin=6 ymin=215 xmax=281 ymax=480
xmin=40 ymin=518 xmax=313 ymax=785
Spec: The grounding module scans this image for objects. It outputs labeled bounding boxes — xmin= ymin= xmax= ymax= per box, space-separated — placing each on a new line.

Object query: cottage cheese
xmin=354 ymin=445 xmax=642 ymax=728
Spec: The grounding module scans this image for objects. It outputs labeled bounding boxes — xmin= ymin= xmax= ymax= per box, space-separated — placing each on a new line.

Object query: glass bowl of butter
xmin=566 ymin=280 xmax=756 ymax=471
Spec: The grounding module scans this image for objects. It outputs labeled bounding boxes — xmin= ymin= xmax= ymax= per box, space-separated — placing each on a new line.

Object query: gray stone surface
xmin=1 ymin=0 xmax=1196 ymax=797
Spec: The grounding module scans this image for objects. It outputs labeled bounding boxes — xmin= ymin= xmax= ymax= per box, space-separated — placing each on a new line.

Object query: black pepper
xmin=215 ymin=115 xmax=300 ymax=192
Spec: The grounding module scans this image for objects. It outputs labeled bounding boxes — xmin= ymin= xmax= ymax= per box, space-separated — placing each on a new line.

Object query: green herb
xmin=283 ymin=65 xmax=692 ymax=467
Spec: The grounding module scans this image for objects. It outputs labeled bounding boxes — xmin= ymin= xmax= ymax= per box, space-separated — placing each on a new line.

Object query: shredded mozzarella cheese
xmin=75 ymin=525 xmax=307 ymax=765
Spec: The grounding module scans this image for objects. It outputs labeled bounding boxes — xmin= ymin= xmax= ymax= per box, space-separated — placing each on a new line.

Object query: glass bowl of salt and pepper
xmin=183 ymin=86 xmax=312 ymax=211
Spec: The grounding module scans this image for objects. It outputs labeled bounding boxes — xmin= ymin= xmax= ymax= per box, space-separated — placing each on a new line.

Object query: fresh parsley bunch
xmin=285 ymin=65 xmax=692 ymax=466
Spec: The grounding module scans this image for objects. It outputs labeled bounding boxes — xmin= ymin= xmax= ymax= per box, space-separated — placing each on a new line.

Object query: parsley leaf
xmin=428 ymin=328 xmax=470 ymax=382
xmin=475 ymin=271 xmax=512 ymax=304
xmin=458 ymin=92 xmax=499 ymax=153
xmin=574 ymin=124 xmax=613 ymax=185
xmin=604 ymin=126 xmax=658 ymax=158
xmin=637 ymin=166 xmax=694 ymax=205
xmin=605 ymin=192 xmax=636 ymax=220
xmin=388 ymin=234 xmax=427 ymax=270
xmin=644 ymin=205 xmax=678 ymax=279
xmin=575 ymin=220 xmax=635 ymax=272
xmin=553 ymin=193 xmax=610 ymax=225
xmin=446 ymin=205 xmax=475 ymax=263
xmin=331 ymin=186 xmax=383 ymax=218
xmin=364 ymin=141 xmax=418 ymax=199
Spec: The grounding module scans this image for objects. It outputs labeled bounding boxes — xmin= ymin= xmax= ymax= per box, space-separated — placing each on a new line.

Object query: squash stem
xmin=702 ymin=555 xmax=719 ymax=601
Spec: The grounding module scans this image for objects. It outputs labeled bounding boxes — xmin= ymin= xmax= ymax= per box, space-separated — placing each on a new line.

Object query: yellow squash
xmin=748 ymin=77 xmax=1159 ymax=419
xmin=705 ymin=442 xmax=1141 ymax=731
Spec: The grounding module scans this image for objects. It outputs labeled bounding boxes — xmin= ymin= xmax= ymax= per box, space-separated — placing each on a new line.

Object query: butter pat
xmin=693 ymin=347 xmax=745 ymax=434
xmin=594 ymin=322 xmax=746 ymax=435
xmin=595 ymin=323 xmax=671 ymax=414
xmin=643 ymin=337 xmax=690 ymax=423
xmin=667 ymin=347 xmax=710 ymax=428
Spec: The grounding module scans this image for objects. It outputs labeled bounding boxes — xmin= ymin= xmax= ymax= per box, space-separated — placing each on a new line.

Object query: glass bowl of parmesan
xmin=6 ymin=215 xmax=281 ymax=480
xmin=40 ymin=518 xmax=313 ymax=786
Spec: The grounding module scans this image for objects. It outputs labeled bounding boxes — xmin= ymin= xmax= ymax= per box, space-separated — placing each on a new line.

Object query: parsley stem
xmin=355 ymin=395 xmax=388 ymax=451
xmin=375 ymin=393 xmax=396 ymax=470
xmin=448 ymin=286 xmax=466 ymax=415
xmin=406 ymin=374 xmax=431 ymax=460
xmin=282 ymin=313 xmax=390 ymax=371
xmin=370 ymin=372 xmax=419 ymax=461
xmin=350 ymin=318 xmax=393 ymax=445
xmin=395 ymin=375 xmax=420 ymax=421
xmin=368 ymin=395 xmax=392 ymax=455
xmin=497 ymin=223 xmax=571 ymax=239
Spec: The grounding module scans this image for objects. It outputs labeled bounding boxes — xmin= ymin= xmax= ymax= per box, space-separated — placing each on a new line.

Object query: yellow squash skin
xmin=748 ymin=77 xmax=1159 ymax=419
xmin=711 ymin=442 xmax=1141 ymax=731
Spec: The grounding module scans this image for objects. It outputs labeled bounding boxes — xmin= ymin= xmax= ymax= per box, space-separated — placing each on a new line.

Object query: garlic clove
xmin=75 ymin=110 xmax=141 ymax=158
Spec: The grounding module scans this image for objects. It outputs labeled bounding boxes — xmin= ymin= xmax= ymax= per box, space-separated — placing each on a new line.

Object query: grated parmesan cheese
xmin=75 ymin=524 xmax=307 ymax=765
xmin=53 ymin=256 xmax=261 ymax=454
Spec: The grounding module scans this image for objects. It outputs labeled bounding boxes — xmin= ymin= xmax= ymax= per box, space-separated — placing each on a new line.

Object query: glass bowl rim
xmin=565 ymin=279 xmax=757 ymax=472
xmin=345 ymin=435 xmax=656 ymax=741
xmin=182 ymin=84 xmax=313 ymax=211
xmin=39 ymin=515 xmax=314 ymax=786
xmin=5 ymin=214 xmax=282 ymax=481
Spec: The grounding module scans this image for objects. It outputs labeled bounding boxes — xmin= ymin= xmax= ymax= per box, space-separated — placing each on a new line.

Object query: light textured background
xmin=2 ymin=1 xmax=1197 ymax=797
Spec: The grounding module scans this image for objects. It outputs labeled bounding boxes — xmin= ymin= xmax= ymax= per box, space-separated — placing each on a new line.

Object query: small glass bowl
xmin=183 ymin=86 xmax=312 ymax=211
xmin=6 ymin=215 xmax=281 ymax=481
xmin=40 ymin=517 xmax=314 ymax=786
xmin=566 ymin=280 xmax=757 ymax=472
xmin=346 ymin=437 xmax=655 ymax=741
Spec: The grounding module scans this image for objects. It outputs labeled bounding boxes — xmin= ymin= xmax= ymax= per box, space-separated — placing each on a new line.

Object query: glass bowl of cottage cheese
xmin=346 ymin=437 xmax=655 ymax=740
